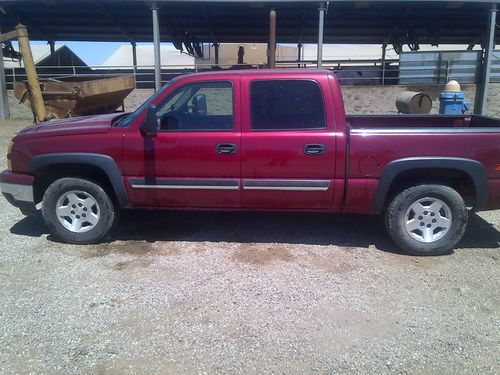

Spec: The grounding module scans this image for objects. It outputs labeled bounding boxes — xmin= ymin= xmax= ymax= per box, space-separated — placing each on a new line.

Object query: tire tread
xmin=42 ymin=177 xmax=116 ymax=244
xmin=385 ymin=184 xmax=468 ymax=256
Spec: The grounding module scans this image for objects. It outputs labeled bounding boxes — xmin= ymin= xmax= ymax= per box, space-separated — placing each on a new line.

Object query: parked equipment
xmin=0 ymin=24 xmax=48 ymax=122
xmin=438 ymin=80 xmax=470 ymax=115
xmin=14 ymin=75 xmax=135 ymax=119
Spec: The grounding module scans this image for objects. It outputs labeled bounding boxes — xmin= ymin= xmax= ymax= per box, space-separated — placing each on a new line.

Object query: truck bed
xmin=347 ymin=114 xmax=500 ymax=130
xmin=344 ymin=113 xmax=500 ymax=214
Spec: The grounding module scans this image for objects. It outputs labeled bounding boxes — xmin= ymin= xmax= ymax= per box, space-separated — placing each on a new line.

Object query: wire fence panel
xmin=490 ymin=51 xmax=500 ymax=83
xmin=4 ymin=51 xmax=497 ymax=89
xmin=399 ymin=51 xmax=482 ymax=84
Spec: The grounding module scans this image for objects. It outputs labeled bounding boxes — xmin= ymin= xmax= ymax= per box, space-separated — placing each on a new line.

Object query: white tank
xmin=444 ymin=80 xmax=461 ymax=92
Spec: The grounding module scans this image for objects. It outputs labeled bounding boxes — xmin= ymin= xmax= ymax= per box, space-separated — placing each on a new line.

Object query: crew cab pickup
xmin=2 ymin=69 xmax=500 ymax=255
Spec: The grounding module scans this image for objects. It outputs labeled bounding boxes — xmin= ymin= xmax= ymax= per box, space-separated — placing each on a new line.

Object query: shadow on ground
xmin=10 ymin=210 xmax=500 ymax=254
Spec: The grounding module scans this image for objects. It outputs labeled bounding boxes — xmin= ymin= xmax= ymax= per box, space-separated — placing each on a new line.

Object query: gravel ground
xmin=0 ymin=119 xmax=499 ymax=375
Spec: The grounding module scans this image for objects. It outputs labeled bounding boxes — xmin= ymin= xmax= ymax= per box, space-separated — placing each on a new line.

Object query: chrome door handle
xmin=216 ymin=143 xmax=238 ymax=155
xmin=304 ymin=144 xmax=326 ymax=156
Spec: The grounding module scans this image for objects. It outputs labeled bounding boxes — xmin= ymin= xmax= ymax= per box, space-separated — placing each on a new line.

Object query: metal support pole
xmin=16 ymin=24 xmax=46 ymax=122
xmin=48 ymin=40 xmax=58 ymax=67
xmin=131 ymin=41 xmax=137 ymax=81
xmin=48 ymin=40 xmax=55 ymax=56
xmin=476 ymin=4 xmax=497 ymax=115
xmin=297 ymin=43 xmax=302 ymax=68
xmin=317 ymin=2 xmax=326 ymax=68
xmin=151 ymin=2 xmax=162 ymax=92
xmin=0 ymin=23 xmax=10 ymax=120
xmin=268 ymin=9 xmax=276 ymax=69
xmin=214 ymin=43 xmax=219 ymax=65
xmin=381 ymin=44 xmax=387 ymax=85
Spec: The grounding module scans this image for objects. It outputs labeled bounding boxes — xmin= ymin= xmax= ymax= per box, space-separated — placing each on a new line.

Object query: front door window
xmin=156 ymin=81 xmax=234 ymax=132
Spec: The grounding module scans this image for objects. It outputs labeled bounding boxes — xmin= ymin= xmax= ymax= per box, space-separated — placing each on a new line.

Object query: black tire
xmin=385 ymin=184 xmax=468 ymax=256
xmin=42 ymin=178 xmax=117 ymax=244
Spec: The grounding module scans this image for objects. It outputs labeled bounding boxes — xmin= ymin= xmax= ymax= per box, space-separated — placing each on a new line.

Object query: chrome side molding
xmin=129 ymin=178 xmax=240 ymax=191
xmin=129 ymin=178 xmax=331 ymax=192
xmin=351 ymin=127 xmax=500 ymax=135
xmin=243 ymin=180 xmax=330 ymax=191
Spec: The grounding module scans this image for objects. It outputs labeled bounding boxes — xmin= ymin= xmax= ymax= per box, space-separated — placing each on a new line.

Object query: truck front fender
xmin=374 ymin=157 xmax=488 ymax=214
xmin=29 ymin=153 xmax=128 ymax=208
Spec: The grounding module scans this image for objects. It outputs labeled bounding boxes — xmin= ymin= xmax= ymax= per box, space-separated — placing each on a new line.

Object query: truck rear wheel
xmin=385 ymin=184 xmax=468 ymax=256
xmin=42 ymin=177 xmax=116 ymax=244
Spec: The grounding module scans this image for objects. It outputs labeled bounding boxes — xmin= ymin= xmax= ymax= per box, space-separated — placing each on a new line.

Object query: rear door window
xmin=250 ymin=80 xmax=326 ymax=131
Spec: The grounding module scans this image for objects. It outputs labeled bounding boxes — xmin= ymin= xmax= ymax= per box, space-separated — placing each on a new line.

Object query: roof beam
xmin=143 ymin=1 xmax=178 ymax=42
xmin=384 ymin=4 xmax=414 ymax=51
xmin=46 ymin=0 xmax=498 ymax=3
xmin=1 ymin=6 xmax=54 ymax=40
xmin=201 ymin=3 xmax=218 ymax=42
xmin=298 ymin=4 xmax=307 ymax=43
xmin=97 ymin=1 xmax=134 ymax=42
xmin=0 ymin=0 xmax=495 ymax=45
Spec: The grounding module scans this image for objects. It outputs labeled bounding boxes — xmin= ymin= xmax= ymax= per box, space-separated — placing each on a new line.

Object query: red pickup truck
xmin=2 ymin=69 xmax=500 ymax=255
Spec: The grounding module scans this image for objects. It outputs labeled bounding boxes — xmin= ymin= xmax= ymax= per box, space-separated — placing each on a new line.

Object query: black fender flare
xmin=374 ymin=157 xmax=488 ymax=214
xmin=29 ymin=153 xmax=128 ymax=208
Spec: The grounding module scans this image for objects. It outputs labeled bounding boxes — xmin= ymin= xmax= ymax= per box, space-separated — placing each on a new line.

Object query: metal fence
xmin=4 ymin=51 xmax=499 ymax=89
xmin=4 ymin=64 xmax=202 ymax=90
xmin=399 ymin=51 xmax=482 ymax=84
xmin=275 ymin=58 xmax=399 ymax=85
xmin=4 ymin=60 xmax=400 ymax=89
xmin=490 ymin=51 xmax=500 ymax=83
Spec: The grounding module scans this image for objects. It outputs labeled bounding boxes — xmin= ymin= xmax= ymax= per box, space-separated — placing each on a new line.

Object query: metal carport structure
xmin=0 ymin=0 xmax=498 ymax=118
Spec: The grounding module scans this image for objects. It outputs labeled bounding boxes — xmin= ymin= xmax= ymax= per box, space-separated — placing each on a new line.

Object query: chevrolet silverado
xmin=2 ymin=69 xmax=500 ymax=255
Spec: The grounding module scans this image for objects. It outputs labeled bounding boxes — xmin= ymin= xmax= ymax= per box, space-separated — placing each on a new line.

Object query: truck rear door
xmin=240 ymin=76 xmax=336 ymax=209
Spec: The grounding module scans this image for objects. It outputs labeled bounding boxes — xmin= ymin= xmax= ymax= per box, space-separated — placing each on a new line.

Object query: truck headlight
xmin=7 ymin=142 xmax=13 ymax=171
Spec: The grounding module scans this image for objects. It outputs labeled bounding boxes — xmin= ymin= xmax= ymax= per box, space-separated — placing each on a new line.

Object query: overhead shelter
xmin=0 ymin=0 xmax=498 ymax=117
xmin=0 ymin=0 xmax=497 ymax=44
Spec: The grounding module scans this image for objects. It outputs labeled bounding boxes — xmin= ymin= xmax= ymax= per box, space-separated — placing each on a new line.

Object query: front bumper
xmin=0 ymin=170 xmax=36 ymax=215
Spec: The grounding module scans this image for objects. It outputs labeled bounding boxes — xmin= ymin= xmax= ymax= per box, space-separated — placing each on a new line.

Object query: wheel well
xmin=33 ymin=164 xmax=117 ymax=205
xmin=385 ymin=168 xmax=476 ymax=207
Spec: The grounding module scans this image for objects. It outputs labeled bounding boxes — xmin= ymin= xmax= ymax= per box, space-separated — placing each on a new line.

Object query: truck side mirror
xmin=192 ymin=94 xmax=207 ymax=115
xmin=142 ymin=104 xmax=158 ymax=137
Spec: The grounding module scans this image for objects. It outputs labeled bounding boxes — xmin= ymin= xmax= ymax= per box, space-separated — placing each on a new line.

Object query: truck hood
xmin=14 ymin=113 xmax=124 ymax=140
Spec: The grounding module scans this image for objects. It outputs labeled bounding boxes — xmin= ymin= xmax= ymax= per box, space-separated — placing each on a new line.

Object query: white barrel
xmin=445 ymin=80 xmax=461 ymax=92
xmin=396 ymin=91 xmax=432 ymax=114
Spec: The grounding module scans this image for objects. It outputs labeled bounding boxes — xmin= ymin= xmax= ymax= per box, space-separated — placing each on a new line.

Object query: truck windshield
xmin=113 ymin=81 xmax=173 ymax=127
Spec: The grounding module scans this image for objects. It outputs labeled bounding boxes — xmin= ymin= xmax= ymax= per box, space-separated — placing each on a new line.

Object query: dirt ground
xmin=0 ymin=119 xmax=499 ymax=374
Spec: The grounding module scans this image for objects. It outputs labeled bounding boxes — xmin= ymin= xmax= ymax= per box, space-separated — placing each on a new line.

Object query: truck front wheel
xmin=42 ymin=178 xmax=116 ymax=244
xmin=385 ymin=184 xmax=468 ymax=256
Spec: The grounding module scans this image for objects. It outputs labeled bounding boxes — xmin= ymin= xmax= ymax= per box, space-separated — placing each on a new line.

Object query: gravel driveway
xmin=0 ymin=120 xmax=499 ymax=374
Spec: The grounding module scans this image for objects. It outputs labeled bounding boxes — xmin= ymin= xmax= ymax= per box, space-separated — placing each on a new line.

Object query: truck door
xmin=123 ymin=78 xmax=241 ymax=208
xmin=241 ymin=77 xmax=336 ymax=209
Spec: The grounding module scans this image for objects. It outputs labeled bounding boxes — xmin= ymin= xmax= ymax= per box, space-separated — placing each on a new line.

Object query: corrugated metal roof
xmin=0 ymin=1 xmax=497 ymax=45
